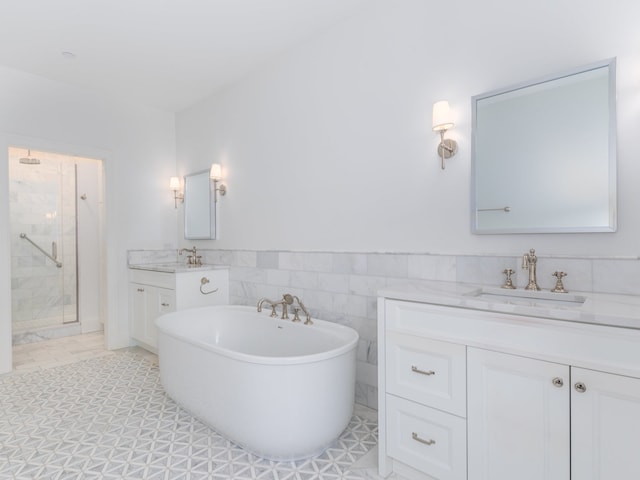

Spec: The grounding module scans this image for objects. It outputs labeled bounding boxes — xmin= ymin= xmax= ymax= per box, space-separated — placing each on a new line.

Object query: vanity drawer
xmin=387 ymin=394 xmax=467 ymax=480
xmin=386 ymin=331 xmax=466 ymax=416
xmin=130 ymin=269 xmax=175 ymax=289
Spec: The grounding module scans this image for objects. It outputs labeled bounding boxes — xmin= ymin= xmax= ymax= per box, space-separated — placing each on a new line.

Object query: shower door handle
xmin=52 ymin=241 xmax=58 ymax=261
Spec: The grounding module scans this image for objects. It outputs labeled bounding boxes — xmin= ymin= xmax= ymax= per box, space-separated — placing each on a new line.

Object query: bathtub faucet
xmin=257 ymin=294 xmax=296 ymax=320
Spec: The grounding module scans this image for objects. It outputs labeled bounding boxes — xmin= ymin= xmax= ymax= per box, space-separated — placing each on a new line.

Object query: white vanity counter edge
xmin=378 ymin=280 xmax=640 ymax=330
xmin=129 ymin=263 xmax=229 ymax=273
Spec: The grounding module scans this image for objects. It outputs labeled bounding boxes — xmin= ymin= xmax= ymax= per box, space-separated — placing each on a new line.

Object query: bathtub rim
xmin=155 ymin=304 xmax=359 ymax=366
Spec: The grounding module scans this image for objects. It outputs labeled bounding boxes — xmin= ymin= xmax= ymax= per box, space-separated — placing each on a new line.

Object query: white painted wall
xmin=176 ymin=0 xmax=640 ymax=258
xmin=77 ymin=158 xmax=103 ymax=334
xmin=0 ymin=66 xmax=177 ymax=373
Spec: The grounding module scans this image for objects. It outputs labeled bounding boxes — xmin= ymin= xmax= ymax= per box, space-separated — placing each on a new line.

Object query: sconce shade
xmin=432 ymin=100 xmax=454 ymax=132
xmin=169 ymin=176 xmax=180 ymax=191
xmin=210 ymin=163 xmax=222 ymax=181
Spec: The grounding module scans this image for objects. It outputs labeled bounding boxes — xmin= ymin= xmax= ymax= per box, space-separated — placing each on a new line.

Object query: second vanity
xmin=377 ymin=281 xmax=640 ymax=480
xmin=129 ymin=263 xmax=229 ymax=352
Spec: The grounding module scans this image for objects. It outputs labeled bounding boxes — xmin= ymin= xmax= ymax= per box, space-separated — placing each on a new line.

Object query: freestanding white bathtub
xmin=155 ymin=305 xmax=359 ymax=461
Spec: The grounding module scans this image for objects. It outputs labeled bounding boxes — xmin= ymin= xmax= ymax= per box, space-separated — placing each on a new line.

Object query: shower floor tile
xmin=0 ymin=350 xmax=378 ymax=480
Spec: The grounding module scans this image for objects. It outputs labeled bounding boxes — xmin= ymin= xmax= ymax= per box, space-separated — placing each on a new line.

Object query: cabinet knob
xmin=137 ymin=288 xmax=144 ymax=292
xmin=161 ymin=302 xmax=170 ymax=307
xmin=574 ymin=382 xmax=587 ymax=393
xmin=411 ymin=365 xmax=435 ymax=376
xmin=412 ymin=432 xmax=436 ymax=446
xmin=552 ymin=377 xmax=564 ymax=388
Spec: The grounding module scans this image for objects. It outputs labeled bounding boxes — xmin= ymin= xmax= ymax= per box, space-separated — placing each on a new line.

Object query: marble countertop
xmin=129 ymin=263 xmax=229 ymax=273
xmin=379 ymin=280 xmax=640 ymax=330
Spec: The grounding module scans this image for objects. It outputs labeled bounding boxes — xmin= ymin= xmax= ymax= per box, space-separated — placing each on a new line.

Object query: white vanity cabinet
xmin=467 ymin=348 xmax=570 ymax=480
xmin=378 ymin=294 xmax=640 ymax=480
xmin=129 ymin=267 xmax=229 ymax=352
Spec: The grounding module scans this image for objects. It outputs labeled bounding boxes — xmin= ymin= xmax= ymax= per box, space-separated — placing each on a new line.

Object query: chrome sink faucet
xmin=522 ymin=248 xmax=541 ymax=291
xmin=178 ymin=246 xmax=202 ymax=266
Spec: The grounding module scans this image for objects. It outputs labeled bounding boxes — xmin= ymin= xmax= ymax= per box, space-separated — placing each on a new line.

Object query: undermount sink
xmin=466 ymin=287 xmax=587 ymax=308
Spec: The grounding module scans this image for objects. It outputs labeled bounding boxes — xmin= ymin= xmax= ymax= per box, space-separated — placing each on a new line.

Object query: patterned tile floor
xmin=0 ymin=348 xmax=378 ymax=479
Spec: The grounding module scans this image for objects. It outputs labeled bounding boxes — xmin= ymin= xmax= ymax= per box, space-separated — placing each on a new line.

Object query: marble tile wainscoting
xmin=128 ymin=249 xmax=640 ymax=409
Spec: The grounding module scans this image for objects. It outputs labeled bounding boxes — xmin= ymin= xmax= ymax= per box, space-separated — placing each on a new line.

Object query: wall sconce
xmin=169 ymin=176 xmax=183 ymax=209
xmin=432 ymin=100 xmax=458 ymax=170
xmin=209 ymin=163 xmax=227 ymax=202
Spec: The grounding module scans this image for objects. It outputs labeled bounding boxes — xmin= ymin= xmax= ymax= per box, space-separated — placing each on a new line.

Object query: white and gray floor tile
xmin=1 ymin=343 xmax=377 ymax=480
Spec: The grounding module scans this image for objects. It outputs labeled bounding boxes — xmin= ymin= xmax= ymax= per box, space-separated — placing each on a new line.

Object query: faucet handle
xmin=551 ymin=271 xmax=568 ymax=293
xmin=292 ymin=308 xmax=301 ymax=322
xmin=501 ymin=268 xmax=516 ymax=289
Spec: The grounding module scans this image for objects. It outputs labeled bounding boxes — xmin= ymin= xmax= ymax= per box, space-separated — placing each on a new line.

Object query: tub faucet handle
xmin=292 ymin=308 xmax=301 ymax=322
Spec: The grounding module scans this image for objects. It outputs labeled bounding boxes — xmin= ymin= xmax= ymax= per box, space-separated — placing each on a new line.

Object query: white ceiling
xmin=0 ymin=0 xmax=369 ymax=112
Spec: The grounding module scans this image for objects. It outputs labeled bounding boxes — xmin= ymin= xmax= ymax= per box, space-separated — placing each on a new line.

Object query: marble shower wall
xmin=128 ymin=248 xmax=640 ymax=409
xmin=9 ymin=150 xmax=77 ymax=334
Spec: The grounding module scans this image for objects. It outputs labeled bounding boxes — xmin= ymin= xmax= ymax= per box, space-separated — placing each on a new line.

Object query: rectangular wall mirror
xmin=184 ymin=170 xmax=216 ymax=239
xmin=471 ymin=58 xmax=617 ymax=234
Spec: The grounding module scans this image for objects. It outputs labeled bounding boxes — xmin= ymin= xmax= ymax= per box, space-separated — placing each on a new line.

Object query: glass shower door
xmin=9 ymin=148 xmax=78 ymax=338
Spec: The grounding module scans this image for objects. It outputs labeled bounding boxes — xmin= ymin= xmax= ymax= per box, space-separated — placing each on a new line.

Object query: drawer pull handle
xmin=161 ymin=302 xmax=170 ymax=307
xmin=411 ymin=365 xmax=435 ymax=376
xmin=412 ymin=432 xmax=436 ymax=446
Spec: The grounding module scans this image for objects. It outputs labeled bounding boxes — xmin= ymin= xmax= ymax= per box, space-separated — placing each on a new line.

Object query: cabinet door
xmin=571 ymin=367 xmax=640 ymax=479
xmin=467 ymin=348 xmax=570 ymax=480
xmin=146 ymin=287 xmax=175 ymax=347
xmin=130 ymin=282 xmax=148 ymax=343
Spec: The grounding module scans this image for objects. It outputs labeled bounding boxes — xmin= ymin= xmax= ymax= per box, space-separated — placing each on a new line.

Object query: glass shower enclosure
xmin=8 ymin=147 xmax=79 ymax=342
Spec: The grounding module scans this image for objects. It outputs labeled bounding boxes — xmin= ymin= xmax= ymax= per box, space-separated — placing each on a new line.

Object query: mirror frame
xmin=471 ymin=58 xmax=617 ymax=234
xmin=184 ymin=169 xmax=216 ymax=240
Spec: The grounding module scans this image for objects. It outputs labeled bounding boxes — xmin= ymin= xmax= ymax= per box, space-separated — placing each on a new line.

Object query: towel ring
xmin=200 ymin=277 xmax=219 ymax=295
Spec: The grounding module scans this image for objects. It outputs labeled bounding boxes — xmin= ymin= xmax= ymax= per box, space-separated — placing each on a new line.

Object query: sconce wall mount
xmin=169 ymin=176 xmax=184 ymax=209
xmin=432 ymin=100 xmax=458 ymax=170
xmin=210 ymin=163 xmax=227 ymax=203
